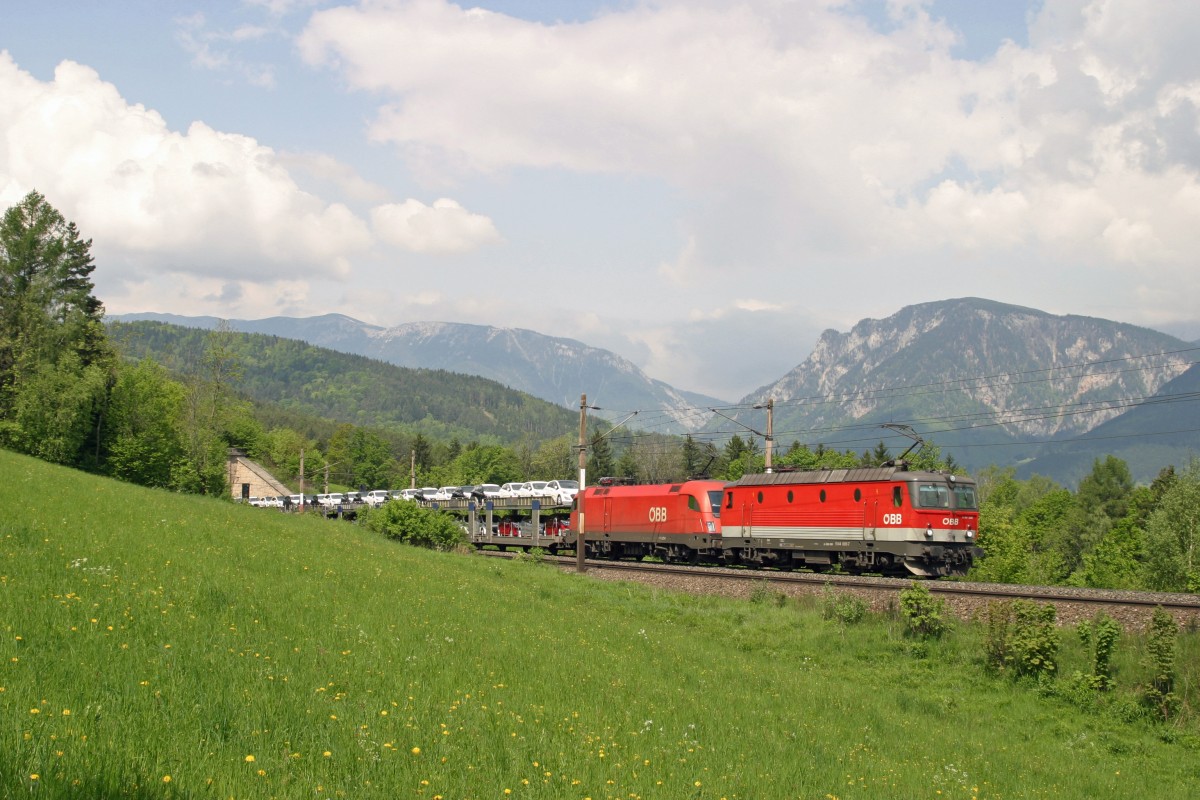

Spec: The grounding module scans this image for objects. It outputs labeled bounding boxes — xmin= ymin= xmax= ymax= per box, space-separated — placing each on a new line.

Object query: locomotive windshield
xmin=707 ymin=490 xmax=723 ymax=517
xmin=913 ymin=481 xmax=979 ymax=510
xmin=914 ymin=483 xmax=951 ymax=509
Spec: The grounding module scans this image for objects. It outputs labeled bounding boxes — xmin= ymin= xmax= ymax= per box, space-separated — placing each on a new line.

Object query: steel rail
xmin=477 ymin=549 xmax=1200 ymax=613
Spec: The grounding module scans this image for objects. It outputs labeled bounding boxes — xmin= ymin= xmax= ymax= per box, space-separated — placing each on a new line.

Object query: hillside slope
xmin=1020 ymin=361 xmax=1200 ymax=484
xmin=107 ymin=320 xmax=578 ymax=445
xmin=112 ymin=313 xmax=726 ymax=432
xmin=2 ymin=449 xmax=1197 ymax=798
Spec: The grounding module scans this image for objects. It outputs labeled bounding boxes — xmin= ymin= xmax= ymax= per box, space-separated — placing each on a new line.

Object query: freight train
xmin=565 ymin=464 xmax=982 ymax=577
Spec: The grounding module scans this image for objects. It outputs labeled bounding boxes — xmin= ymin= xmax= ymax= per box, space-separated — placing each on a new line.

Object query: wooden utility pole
xmin=324 ymin=463 xmax=330 ymax=495
xmin=764 ymin=398 xmax=774 ymax=473
xmin=299 ymin=448 xmax=305 ymax=508
xmin=410 ymin=450 xmax=416 ymax=489
xmin=576 ymin=393 xmax=588 ymax=573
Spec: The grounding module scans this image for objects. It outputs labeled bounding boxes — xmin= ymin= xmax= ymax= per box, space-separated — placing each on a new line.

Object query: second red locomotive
xmin=567 ymin=479 xmax=725 ymax=563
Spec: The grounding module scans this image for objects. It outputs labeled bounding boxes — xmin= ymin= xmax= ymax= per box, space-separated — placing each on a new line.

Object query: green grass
xmin=2 ymin=448 xmax=1198 ymax=799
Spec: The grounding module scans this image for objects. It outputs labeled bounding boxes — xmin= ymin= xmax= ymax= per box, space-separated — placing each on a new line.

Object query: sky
xmin=2 ymin=0 xmax=1199 ymax=402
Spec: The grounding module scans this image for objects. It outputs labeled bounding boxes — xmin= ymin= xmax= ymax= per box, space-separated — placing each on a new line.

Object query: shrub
xmin=359 ymin=500 xmax=467 ymax=550
xmin=1143 ymin=607 xmax=1180 ymax=721
xmin=750 ymin=581 xmax=789 ymax=607
xmin=819 ymin=583 xmax=868 ymax=625
xmin=899 ymin=581 xmax=947 ymax=639
xmin=983 ymin=600 xmax=1059 ymax=682
xmin=1076 ymin=613 xmax=1121 ymax=691
xmin=983 ymin=600 xmax=1012 ymax=673
xmin=1009 ymin=600 xmax=1060 ymax=681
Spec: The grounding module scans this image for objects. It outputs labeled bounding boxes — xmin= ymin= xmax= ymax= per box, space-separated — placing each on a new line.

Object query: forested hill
xmin=107 ymin=321 xmax=579 ymax=446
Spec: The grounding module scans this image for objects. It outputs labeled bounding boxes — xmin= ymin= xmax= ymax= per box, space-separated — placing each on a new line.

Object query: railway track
xmin=480 ymin=549 xmax=1200 ymax=629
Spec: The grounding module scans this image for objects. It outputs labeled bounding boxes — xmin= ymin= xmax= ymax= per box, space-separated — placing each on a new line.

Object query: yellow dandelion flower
xmin=29 ymin=708 xmax=39 ymax=715
xmin=62 ymin=709 xmax=71 ymax=716
xmin=162 ymin=776 xmax=172 ymax=783
xmin=257 ymin=769 xmax=266 ymax=777
xmin=245 ymin=754 xmax=256 ymax=762
xmin=504 ymin=790 xmax=512 ymax=795
xmin=30 ymin=775 xmax=40 ymax=781
xmin=411 ymin=747 xmax=421 ymax=755
xmin=323 ymin=751 xmax=332 ymax=757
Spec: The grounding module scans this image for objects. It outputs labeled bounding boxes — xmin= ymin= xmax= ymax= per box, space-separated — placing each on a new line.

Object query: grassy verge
xmin=1 ymin=449 xmax=1197 ymax=798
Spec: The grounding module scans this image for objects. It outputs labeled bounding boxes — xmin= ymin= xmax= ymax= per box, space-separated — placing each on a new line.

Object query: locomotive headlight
xmin=966 ymin=527 xmax=975 ymax=540
xmin=925 ymin=523 xmax=933 ymax=538
xmin=707 ymin=521 xmax=715 ymax=533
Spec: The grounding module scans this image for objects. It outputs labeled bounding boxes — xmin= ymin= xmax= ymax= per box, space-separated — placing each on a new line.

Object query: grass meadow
xmin=1 ymin=448 xmax=1197 ymax=799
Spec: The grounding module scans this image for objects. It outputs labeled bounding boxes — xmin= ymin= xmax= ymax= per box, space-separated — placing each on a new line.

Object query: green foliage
xmin=530 ymin=434 xmax=575 ymax=479
xmin=586 ymin=432 xmax=615 ymax=477
xmin=103 ymin=359 xmax=188 ymax=488
xmin=1077 ymin=455 xmax=1135 ymax=520
xmin=1143 ymin=607 xmax=1180 ymax=721
xmin=778 ymin=442 xmax=884 ymax=471
xmin=970 ymin=458 xmax=1173 ymax=593
xmin=1076 ymin=613 xmax=1122 ymax=691
xmin=983 ymin=601 xmax=1013 ymax=673
xmin=107 ymin=320 xmax=578 ymax=447
xmin=1009 ymin=600 xmax=1060 ymax=681
xmin=748 ymin=581 xmax=788 ymax=608
xmin=818 ymin=583 xmax=868 ymax=625
xmin=326 ymin=423 xmax=397 ymax=490
xmin=899 ymin=581 xmax=947 ymax=639
xmin=1141 ymin=459 xmax=1200 ymax=592
xmin=360 ymin=499 xmax=466 ymax=550
xmin=983 ymin=600 xmax=1060 ymax=682
xmin=0 ymin=191 xmax=114 ymax=465
xmin=681 ymin=434 xmax=704 ymax=478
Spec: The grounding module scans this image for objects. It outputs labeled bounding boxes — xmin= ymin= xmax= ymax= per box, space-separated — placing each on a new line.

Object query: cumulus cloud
xmin=0 ymin=52 xmax=371 ymax=283
xmin=298 ymin=0 xmax=1200 ymax=289
xmin=370 ymin=198 xmax=502 ymax=253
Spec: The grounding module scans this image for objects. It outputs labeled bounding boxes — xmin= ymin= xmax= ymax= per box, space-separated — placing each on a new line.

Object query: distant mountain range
xmin=111 ymin=313 xmax=725 ymax=434
xmin=737 ymin=298 xmax=1199 ymax=484
xmin=112 ymin=299 xmax=1200 ymax=485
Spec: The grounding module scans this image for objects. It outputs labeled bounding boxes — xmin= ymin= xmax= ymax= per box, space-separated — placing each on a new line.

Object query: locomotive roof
xmin=731 ymin=467 xmax=967 ymax=486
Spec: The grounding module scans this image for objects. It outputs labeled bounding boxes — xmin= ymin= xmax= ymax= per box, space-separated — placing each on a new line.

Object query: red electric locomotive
xmin=567 ymin=479 xmax=726 ymax=562
xmin=720 ymin=465 xmax=982 ymax=576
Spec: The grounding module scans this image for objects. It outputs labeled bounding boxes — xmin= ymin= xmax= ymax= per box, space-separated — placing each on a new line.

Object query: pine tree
xmin=0 ymin=191 xmax=114 ymax=463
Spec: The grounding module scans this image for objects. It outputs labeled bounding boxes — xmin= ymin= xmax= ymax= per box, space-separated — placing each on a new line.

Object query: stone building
xmin=226 ymin=447 xmax=291 ymax=501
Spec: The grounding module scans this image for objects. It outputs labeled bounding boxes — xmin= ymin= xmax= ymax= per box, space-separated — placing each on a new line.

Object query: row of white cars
xmin=245 ymin=480 xmax=581 ymax=511
xmin=410 ymin=480 xmax=580 ymax=505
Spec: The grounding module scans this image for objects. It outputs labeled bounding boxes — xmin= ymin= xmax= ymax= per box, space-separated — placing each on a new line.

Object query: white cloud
xmin=0 ymin=53 xmax=372 ymax=284
xmin=370 ymin=198 xmax=502 ymax=254
xmin=297 ymin=0 xmax=1200 ymax=293
xmin=734 ymin=299 xmax=783 ymax=313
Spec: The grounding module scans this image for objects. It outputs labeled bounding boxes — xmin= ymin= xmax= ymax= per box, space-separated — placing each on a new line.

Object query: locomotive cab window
xmin=953 ymin=484 xmax=979 ymax=510
xmin=726 ymin=491 xmax=733 ymax=509
xmin=688 ymin=495 xmax=699 ymax=512
xmin=915 ymin=483 xmax=950 ymax=508
xmin=708 ymin=491 xmax=723 ymax=517
xmin=892 ymin=486 xmax=903 ymax=507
